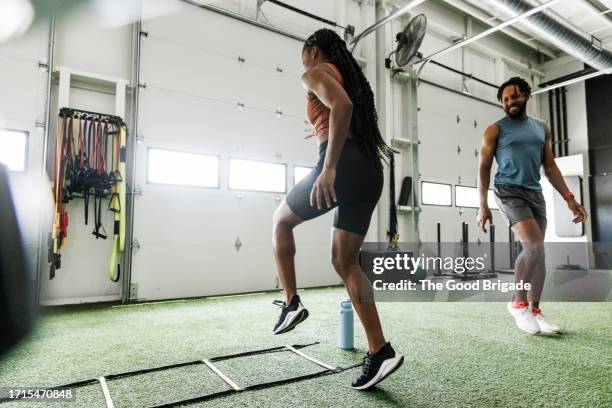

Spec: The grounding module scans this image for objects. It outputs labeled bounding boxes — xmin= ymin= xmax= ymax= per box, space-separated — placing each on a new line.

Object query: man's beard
xmin=505 ymin=102 xmax=526 ymax=119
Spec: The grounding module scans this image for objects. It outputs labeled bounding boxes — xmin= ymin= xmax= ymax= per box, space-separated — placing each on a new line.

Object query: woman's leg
xmin=272 ymin=200 xmax=303 ymax=304
xmin=331 ymin=228 xmax=386 ymax=354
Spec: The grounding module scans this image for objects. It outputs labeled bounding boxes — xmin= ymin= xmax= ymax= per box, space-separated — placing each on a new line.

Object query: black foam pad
xmin=398 ymin=176 xmax=412 ymax=206
xmin=0 ymin=163 xmax=35 ymax=357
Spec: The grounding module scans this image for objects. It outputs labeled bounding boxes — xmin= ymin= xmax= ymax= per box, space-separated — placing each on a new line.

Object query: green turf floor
xmin=1 ymin=286 xmax=610 ymax=407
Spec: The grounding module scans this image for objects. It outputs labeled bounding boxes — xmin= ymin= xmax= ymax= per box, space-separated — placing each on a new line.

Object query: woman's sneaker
xmin=351 ymin=342 xmax=404 ymax=390
xmin=272 ymin=295 xmax=309 ymax=335
xmin=507 ymin=301 xmax=540 ymax=334
xmin=532 ymin=307 xmax=561 ymax=334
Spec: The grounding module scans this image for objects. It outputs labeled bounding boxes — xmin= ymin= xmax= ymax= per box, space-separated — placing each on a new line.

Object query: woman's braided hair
xmin=304 ymin=28 xmax=395 ymax=167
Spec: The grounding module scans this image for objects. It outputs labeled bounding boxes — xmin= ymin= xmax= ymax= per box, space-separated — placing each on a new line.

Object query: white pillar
xmin=58 ymin=68 xmax=71 ymax=109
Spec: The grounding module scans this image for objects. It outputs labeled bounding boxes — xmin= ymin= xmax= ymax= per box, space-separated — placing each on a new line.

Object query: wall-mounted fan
xmin=385 ymin=14 xmax=427 ymax=69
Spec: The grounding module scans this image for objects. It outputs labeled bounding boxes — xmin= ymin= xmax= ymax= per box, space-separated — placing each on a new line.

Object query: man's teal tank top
xmin=494 ymin=116 xmax=546 ymax=191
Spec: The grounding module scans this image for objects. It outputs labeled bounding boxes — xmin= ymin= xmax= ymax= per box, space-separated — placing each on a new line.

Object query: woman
xmin=271 ymin=29 xmax=404 ymax=390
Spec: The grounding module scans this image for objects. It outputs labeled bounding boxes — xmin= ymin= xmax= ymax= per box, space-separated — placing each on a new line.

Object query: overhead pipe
xmin=486 ymin=0 xmax=612 ymax=71
xmin=416 ymin=0 xmax=560 ymax=64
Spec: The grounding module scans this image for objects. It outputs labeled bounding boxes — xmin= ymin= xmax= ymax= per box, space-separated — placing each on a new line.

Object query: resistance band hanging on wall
xmin=108 ymin=123 xmax=127 ymax=283
xmin=49 ymin=108 xmax=128 ymax=282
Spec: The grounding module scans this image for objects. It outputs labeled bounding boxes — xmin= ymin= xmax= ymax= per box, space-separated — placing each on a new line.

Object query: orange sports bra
xmin=305 ymin=63 xmax=344 ymax=139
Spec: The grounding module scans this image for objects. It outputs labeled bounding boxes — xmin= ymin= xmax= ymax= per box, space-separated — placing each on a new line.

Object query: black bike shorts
xmin=286 ymin=138 xmax=383 ymax=236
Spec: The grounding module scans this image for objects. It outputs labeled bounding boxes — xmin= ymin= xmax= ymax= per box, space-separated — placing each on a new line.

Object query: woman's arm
xmin=301 ymin=65 xmax=353 ymax=208
xmin=301 ymin=65 xmax=353 ymax=167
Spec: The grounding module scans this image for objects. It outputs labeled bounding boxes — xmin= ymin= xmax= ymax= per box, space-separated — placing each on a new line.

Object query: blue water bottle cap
xmin=340 ymin=299 xmax=352 ymax=310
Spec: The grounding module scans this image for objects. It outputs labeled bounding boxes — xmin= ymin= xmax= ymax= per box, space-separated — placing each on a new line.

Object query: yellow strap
xmin=118 ymin=126 xmax=126 ymax=252
xmin=108 ymin=235 xmax=119 ymax=282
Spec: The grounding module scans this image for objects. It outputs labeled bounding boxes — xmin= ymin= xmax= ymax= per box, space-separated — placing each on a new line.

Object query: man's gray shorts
xmin=493 ymin=184 xmax=547 ymax=233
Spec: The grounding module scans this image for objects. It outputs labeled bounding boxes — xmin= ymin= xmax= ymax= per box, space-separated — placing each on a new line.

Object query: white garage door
xmin=417 ymin=82 xmax=509 ymax=244
xmin=131 ymin=4 xmax=339 ymax=301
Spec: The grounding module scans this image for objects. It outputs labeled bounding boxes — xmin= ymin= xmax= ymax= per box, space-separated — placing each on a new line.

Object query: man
xmin=477 ymin=77 xmax=588 ymax=335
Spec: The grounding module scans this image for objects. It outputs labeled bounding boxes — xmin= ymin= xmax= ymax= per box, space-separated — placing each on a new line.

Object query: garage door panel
xmin=143 ymin=5 xmax=304 ymax=78
xmin=418 ymin=90 xmax=463 ymax=122
xmin=457 ymin=123 xmax=480 ymax=185
xmin=133 ymin=190 xmax=241 ymax=246
xmin=232 ymin=196 xmax=280 ymax=244
xmin=132 ymin=244 xmax=240 ymax=300
xmin=137 ymin=87 xmax=308 ymax=161
xmin=419 ymin=142 xmax=460 ymax=180
xmin=0 ymin=57 xmax=44 ymax=122
xmin=418 ymin=109 xmax=461 ymax=145
xmin=141 ymin=38 xmax=302 ymax=114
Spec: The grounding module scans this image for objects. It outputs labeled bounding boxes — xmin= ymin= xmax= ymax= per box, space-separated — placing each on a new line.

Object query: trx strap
xmin=49 ymin=114 xmax=65 ymax=278
xmin=92 ymin=119 xmax=107 ymax=239
xmin=108 ymin=124 xmax=127 ymax=282
xmin=388 ymin=154 xmax=399 ymax=249
xmin=118 ymin=125 xmax=127 ymax=253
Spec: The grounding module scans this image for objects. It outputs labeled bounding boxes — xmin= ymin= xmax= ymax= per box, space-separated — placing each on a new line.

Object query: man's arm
xmin=542 ymin=124 xmax=588 ymax=223
xmin=476 ymin=125 xmax=499 ymax=232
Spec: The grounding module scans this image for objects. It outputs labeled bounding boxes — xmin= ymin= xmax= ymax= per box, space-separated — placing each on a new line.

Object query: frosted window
xmin=0 ymin=129 xmax=27 ymax=171
xmin=421 ymin=182 xmax=452 ymax=206
xmin=147 ymin=149 xmax=219 ymax=188
xmin=455 ymin=185 xmax=479 ymax=208
xmin=294 ymin=166 xmax=312 ymax=185
xmin=229 ymin=159 xmax=286 ymax=193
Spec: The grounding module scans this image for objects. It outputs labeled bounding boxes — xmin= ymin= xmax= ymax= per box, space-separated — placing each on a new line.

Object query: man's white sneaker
xmin=507 ymin=302 xmax=540 ymax=334
xmin=532 ymin=308 xmax=561 ymax=334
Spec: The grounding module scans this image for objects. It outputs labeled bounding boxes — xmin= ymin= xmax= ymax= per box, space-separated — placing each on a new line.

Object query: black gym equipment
xmin=434 ymin=222 xmax=498 ymax=281
xmin=0 ymin=163 xmax=36 ymax=357
xmin=494 ymin=227 xmax=520 ymax=275
xmin=398 ymin=176 xmax=412 ymax=206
